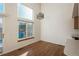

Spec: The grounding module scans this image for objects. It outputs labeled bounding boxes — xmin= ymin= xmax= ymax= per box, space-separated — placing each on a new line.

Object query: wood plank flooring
xmin=2 ymin=41 xmax=65 ymax=56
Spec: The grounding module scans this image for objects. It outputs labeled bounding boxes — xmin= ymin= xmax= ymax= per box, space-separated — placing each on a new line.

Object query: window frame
xmin=17 ymin=4 xmax=34 ymax=42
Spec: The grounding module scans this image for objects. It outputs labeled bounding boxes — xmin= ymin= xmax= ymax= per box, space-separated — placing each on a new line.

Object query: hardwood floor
xmin=2 ymin=41 xmax=65 ymax=56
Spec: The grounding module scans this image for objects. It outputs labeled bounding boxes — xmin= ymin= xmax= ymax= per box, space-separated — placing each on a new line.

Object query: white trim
xmin=18 ymin=17 xmax=33 ymax=21
xmin=18 ymin=20 xmax=34 ymax=23
xmin=18 ymin=17 xmax=34 ymax=23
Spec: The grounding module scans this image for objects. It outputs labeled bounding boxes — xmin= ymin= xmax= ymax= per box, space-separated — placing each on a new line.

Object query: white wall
xmin=0 ymin=3 xmax=41 ymax=55
xmin=41 ymin=3 xmax=74 ymax=45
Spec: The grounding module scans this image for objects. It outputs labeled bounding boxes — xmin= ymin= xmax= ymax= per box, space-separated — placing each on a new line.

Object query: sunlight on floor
xmin=20 ymin=51 xmax=29 ymax=56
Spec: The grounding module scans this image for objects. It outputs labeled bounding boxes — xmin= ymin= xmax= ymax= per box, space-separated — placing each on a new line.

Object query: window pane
xmin=0 ymin=17 xmax=2 ymax=41
xmin=18 ymin=21 xmax=26 ymax=39
xmin=0 ymin=3 xmax=4 ymax=13
xmin=18 ymin=4 xmax=33 ymax=20
xmin=27 ymin=23 xmax=33 ymax=37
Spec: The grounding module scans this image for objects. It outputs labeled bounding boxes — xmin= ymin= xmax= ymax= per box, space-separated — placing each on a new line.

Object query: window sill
xmin=18 ymin=37 xmax=34 ymax=42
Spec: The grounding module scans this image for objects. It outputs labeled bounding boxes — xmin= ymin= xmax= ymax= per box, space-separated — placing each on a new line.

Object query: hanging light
xmin=37 ymin=12 xmax=44 ymax=20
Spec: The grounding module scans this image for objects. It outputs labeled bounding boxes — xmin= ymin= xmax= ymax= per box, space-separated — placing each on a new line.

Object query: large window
xmin=0 ymin=3 xmax=4 ymax=49
xmin=17 ymin=4 xmax=33 ymax=40
xmin=0 ymin=3 xmax=4 ymax=39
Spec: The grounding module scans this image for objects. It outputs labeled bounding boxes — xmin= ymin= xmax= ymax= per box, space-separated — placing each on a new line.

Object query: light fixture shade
xmin=37 ymin=12 xmax=44 ymax=20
